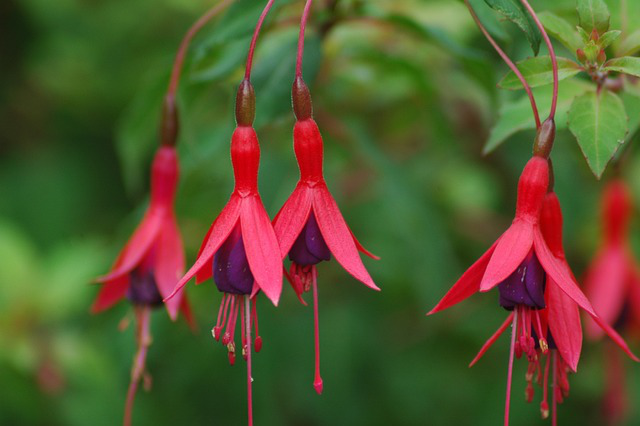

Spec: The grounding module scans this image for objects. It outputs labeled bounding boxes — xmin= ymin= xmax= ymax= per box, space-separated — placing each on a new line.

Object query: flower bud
xmin=235 ymin=79 xmax=256 ymax=126
xmin=292 ymin=76 xmax=313 ymax=121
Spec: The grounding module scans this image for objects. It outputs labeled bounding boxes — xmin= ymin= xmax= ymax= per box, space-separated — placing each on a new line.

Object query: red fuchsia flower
xmin=428 ymin=154 xmax=637 ymax=425
xmin=272 ymin=77 xmax=379 ymax=395
xmin=584 ymin=179 xmax=640 ymax=424
xmin=165 ymin=80 xmax=281 ymax=425
xmin=92 ymin=144 xmax=193 ymax=426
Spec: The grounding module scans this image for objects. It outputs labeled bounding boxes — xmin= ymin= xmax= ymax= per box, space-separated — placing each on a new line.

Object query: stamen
xmin=552 ymin=351 xmax=558 ymax=426
xmin=124 ymin=306 xmax=152 ymax=426
xmin=312 ymin=268 xmax=323 ymax=395
xmin=541 ymin=352 xmax=551 ymax=419
xmin=534 ymin=310 xmax=548 ymax=354
xmin=213 ymin=293 xmax=228 ymax=341
xmin=252 ymin=298 xmax=263 ymax=352
xmin=504 ymin=309 xmax=519 ymax=426
xmin=244 ymin=297 xmax=254 ymax=426
xmin=222 ymin=296 xmax=236 ymax=345
xmin=241 ymin=297 xmax=247 ymax=360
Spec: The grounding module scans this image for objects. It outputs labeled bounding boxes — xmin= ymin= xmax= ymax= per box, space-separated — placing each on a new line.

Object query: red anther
xmin=228 ymin=351 xmax=236 ymax=366
xmin=526 ymin=382 xmax=535 ymax=403
xmin=222 ymin=332 xmax=231 ymax=346
xmin=314 ymin=378 xmax=323 ymax=395
xmin=254 ymin=336 xmax=263 ymax=353
xmin=540 ymin=401 xmax=549 ymax=419
xmin=555 ymin=387 xmax=564 ymax=403
xmin=212 ymin=326 xmax=222 ymax=341
xmin=515 ymin=341 xmax=523 ymax=359
xmin=242 ymin=344 xmax=248 ymax=361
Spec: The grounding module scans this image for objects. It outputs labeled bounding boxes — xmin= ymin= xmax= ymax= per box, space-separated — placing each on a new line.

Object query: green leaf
xmin=577 ymin=0 xmax=610 ymax=34
xmin=483 ymin=0 xmax=542 ymax=55
xmin=604 ymin=56 xmax=640 ymax=77
xmin=484 ymin=79 xmax=591 ymax=153
xmin=598 ymin=30 xmax=621 ymax=49
xmin=498 ymin=56 xmax=582 ymax=90
xmin=617 ymin=30 xmax=640 ymax=56
xmin=538 ymin=11 xmax=582 ymax=52
xmin=568 ymin=90 xmax=628 ymax=178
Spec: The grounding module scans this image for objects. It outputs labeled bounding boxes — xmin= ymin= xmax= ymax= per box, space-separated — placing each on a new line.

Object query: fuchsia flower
xmin=93 ymin=144 xmax=192 ymax=426
xmin=428 ymin=156 xmax=637 ymax=424
xmin=93 ymin=145 xmax=192 ymax=321
xmin=584 ymin=180 xmax=640 ymax=424
xmin=167 ymin=80 xmax=282 ymax=365
xmin=273 ymin=77 xmax=379 ymax=394
xmin=585 ymin=180 xmax=640 ymax=338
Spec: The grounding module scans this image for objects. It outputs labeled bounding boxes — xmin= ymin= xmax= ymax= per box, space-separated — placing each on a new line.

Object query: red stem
xmin=519 ymin=0 xmax=558 ymax=121
xmin=296 ymin=0 xmax=314 ymax=77
xmin=167 ymin=0 xmax=233 ymax=99
xmin=245 ymin=297 xmax=254 ymax=426
xmin=464 ymin=0 xmax=541 ymax=129
xmin=123 ymin=306 xmax=152 ymax=426
xmin=552 ymin=351 xmax=557 ymax=426
xmin=504 ymin=309 xmax=518 ymax=426
xmin=245 ymin=0 xmax=277 ymax=80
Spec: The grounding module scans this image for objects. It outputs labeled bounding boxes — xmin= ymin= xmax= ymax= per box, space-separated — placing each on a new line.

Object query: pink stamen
xmin=469 ymin=313 xmax=514 ymax=367
xmin=312 ymin=269 xmax=323 ymax=394
xmin=213 ymin=293 xmax=228 ymax=340
xmin=223 ymin=296 xmax=236 ymax=345
xmin=124 ymin=306 xmax=152 ymax=426
xmin=534 ymin=310 xmax=548 ymax=354
xmin=245 ymin=297 xmax=254 ymax=426
xmin=552 ymin=351 xmax=558 ymax=426
xmin=505 ymin=309 xmax=519 ymax=426
xmin=252 ymin=298 xmax=263 ymax=352
xmin=541 ymin=352 xmax=551 ymax=419
xmin=241 ymin=297 xmax=247 ymax=361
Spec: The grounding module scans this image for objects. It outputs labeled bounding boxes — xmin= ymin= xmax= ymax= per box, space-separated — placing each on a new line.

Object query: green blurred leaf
xmin=577 ymin=0 xmax=610 ymax=34
xmin=604 ymin=56 xmax=640 ymax=77
xmin=617 ymin=30 xmax=640 ymax=56
xmin=190 ymin=36 xmax=250 ymax=82
xmin=598 ymin=30 xmax=621 ymax=49
xmin=621 ymin=90 xmax=640 ymax=138
xmin=538 ymin=11 xmax=582 ymax=52
xmin=498 ymin=56 xmax=582 ymax=90
xmin=485 ymin=79 xmax=591 ymax=153
xmin=568 ymin=89 xmax=628 ymax=178
xmin=483 ymin=0 xmax=542 ymax=55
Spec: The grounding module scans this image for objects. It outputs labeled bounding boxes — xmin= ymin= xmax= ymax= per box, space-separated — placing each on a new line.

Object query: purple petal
xmin=213 ymin=225 xmax=254 ymax=295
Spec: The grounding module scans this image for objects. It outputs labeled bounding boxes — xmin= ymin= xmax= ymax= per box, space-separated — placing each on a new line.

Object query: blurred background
xmin=1 ymin=0 xmax=640 ymax=424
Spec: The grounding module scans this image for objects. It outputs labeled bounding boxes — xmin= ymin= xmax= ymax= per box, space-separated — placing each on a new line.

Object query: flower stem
xmin=244 ymin=0 xmax=277 ymax=80
xmin=464 ymin=0 xmax=541 ymax=129
xmin=504 ymin=309 xmax=518 ymax=426
xmin=161 ymin=0 xmax=233 ymax=146
xmin=123 ymin=306 xmax=152 ymax=426
xmin=552 ymin=351 xmax=557 ymax=426
xmin=296 ymin=0 xmax=314 ymax=78
xmin=312 ymin=267 xmax=323 ymax=394
xmin=519 ymin=0 xmax=558 ymax=121
xmin=245 ymin=296 xmax=254 ymax=426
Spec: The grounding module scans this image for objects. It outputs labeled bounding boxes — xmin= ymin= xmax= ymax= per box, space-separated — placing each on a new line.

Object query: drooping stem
xmin=161 ymin=0 xmax=233 ymax=146
xmin=312 ymin=267 xmax=323 ymax=394
xmin=296 ymin=0 xmax=315 ymax=77
xmin=504 ymin=309 xmax=518 ymax=426
xmin=245 ymin=297 xmax=254 ymax=426
xmin=464 ymin=0 xmax=541 ymax=129
xmin=123 ymin=306 xmax=152 ymax=426
xmin=244 ymin=0 xmax=277 ymax=80
xmin=519 ymin=0 xmax=558 ymax=121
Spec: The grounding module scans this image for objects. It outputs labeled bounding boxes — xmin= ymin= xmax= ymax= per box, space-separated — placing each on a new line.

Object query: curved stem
xmin=312 ymin=267 xmax=323 ymax=394
xmin=244 ymin=0 xmax=277 ymax=80
xmin=519 ymin=0 xmax=558 ymax=121
xmin=166 ymin=0 xmax=234 ymax=99
xmin=123 ymin=306 xmax=152 ymax=426
xmin=296 ymin=0 xmax=315 ymax=77
xmin=464 ymin=0 xmax=541 ymax=129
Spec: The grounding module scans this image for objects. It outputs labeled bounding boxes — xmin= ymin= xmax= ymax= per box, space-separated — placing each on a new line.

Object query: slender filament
xmin=123 ymin=306 xmax=152 ymax=426
xmin=312 ymin=268 xmax=323 ymax=394
xmin=505 ymin=309 xmax=519 ymax=426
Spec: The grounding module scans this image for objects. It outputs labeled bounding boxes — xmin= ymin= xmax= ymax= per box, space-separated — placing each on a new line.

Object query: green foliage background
xmin=1 ymin=0 xmax=640 ymax=425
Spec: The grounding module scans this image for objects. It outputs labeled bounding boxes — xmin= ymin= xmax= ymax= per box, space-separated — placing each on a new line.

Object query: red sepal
xmin=547 ymin=278 xmax=582 ymax=372
xmin=273 ymin=183 xmax=313 ymax=259
xmin=154 ymin=214 xmax=185 ymax=320
xmin=469 ymin=313 xmax=514 ymax=367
